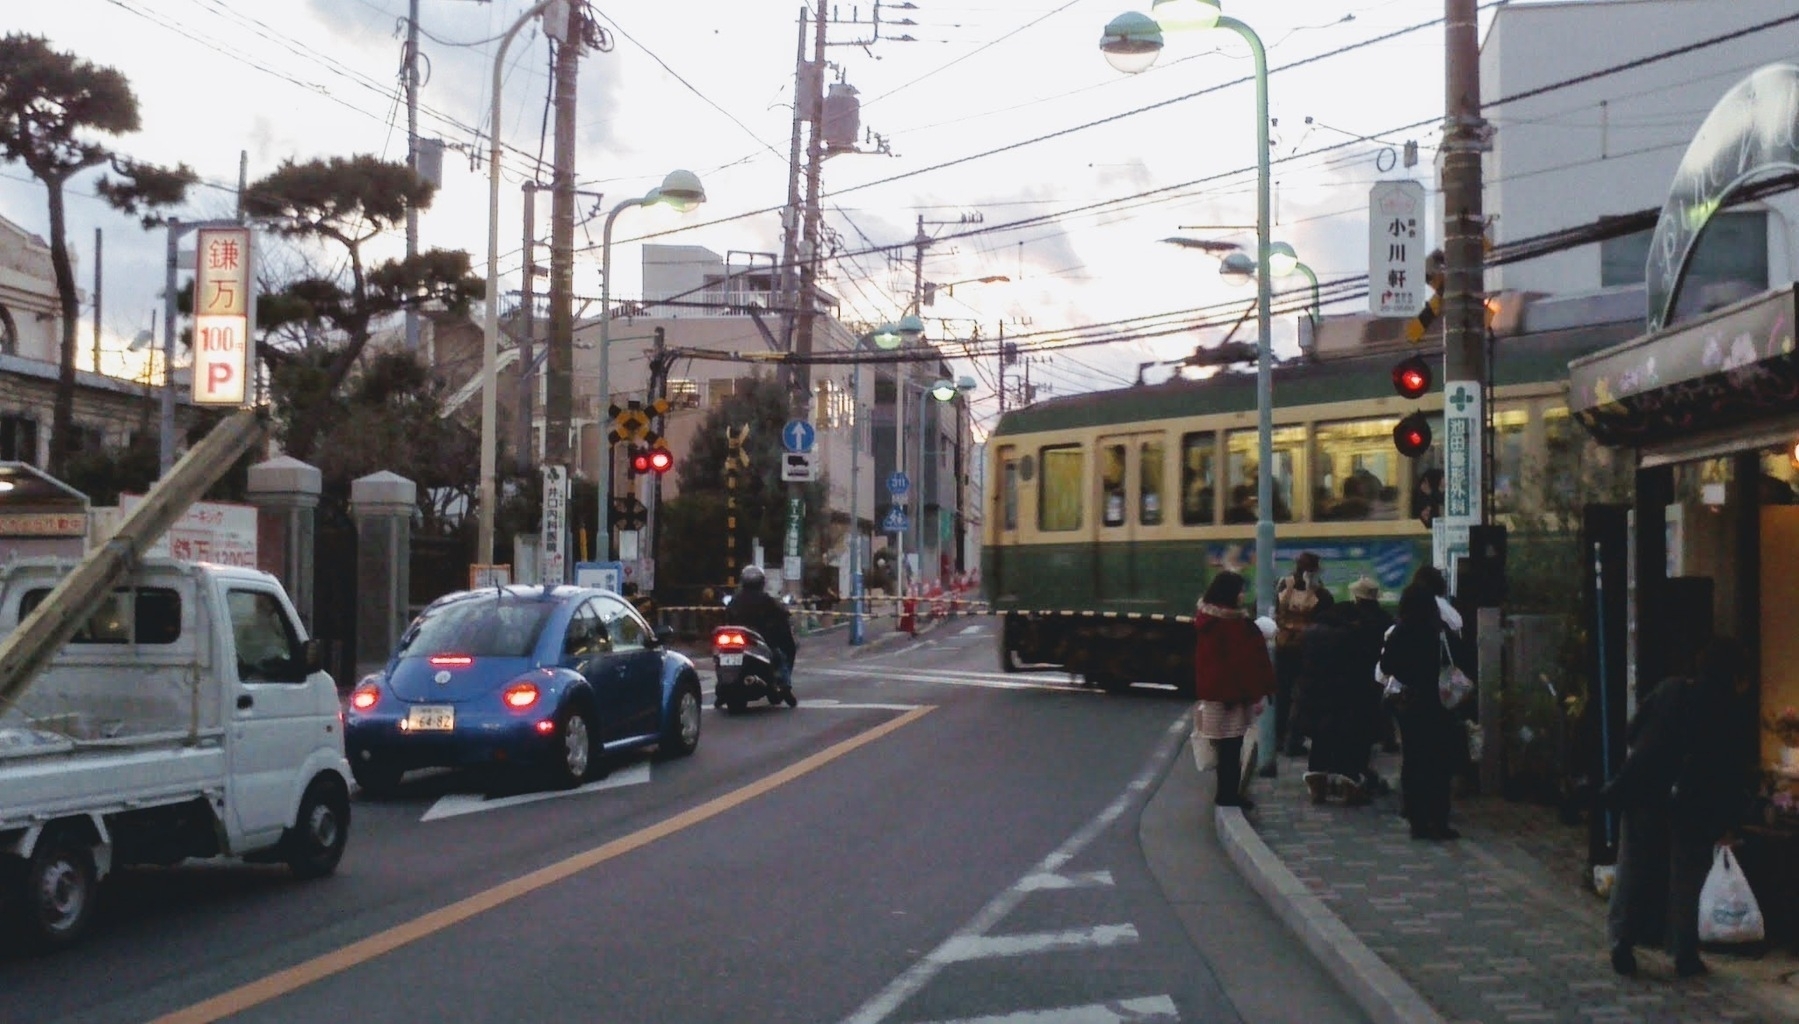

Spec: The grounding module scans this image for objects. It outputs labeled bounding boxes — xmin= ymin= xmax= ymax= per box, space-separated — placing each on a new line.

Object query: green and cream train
xmin=980 ymin=329 xmax=1627 ymax=694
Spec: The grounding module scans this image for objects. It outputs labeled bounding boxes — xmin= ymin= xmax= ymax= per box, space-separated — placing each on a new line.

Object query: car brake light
xmin=429 ymin=654 xmax=475 ymax=668
xmin=503 ymin=682 xmax=540 ymax=709
xmin=350 ymin=684 xmax=380 ymax=711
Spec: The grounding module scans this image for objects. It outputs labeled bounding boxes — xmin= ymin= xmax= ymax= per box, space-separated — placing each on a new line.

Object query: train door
xmin=992 ymin=445 xmax=1022 ymax=597
xmin=1096 ymin=433 xmax=1165 ymax=603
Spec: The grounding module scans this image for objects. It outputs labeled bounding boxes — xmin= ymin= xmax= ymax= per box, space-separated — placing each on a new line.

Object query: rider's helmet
xmin=740 ymin=564 xmax=766 ymax=591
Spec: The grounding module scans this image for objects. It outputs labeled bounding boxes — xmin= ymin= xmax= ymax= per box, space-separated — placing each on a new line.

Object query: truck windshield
xmin=396 ymin=597 xmax=555 ymax=659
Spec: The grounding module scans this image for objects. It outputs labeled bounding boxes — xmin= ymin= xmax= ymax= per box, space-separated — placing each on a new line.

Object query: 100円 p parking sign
xmin=192 ymin=227 xmax=254 ymax=405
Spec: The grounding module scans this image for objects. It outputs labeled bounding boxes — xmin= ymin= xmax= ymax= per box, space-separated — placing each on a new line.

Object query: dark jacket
xmin=1347 ymin=598 xmax=1395 ymax=681
xmin=724 ymin=588 xmax=797 ymax=662
xmin=1193 ymin=605 xmax=1276 ymax=705
xmin=1296 ymin=614 xmax=1363 ymax=724
xmin=1379 ymin=618 xmax=1448 ymax=712
xmin=1606 ymin=676 xmax=1738 ymax=832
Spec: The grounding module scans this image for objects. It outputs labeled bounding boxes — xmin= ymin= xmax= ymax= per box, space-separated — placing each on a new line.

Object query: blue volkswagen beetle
xmin=344 ymin=585 xmax=702 ymax=795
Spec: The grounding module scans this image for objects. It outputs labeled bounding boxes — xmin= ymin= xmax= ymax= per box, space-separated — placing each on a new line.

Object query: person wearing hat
xmin=1275 ymin=551 xmax=1333 ymax=757
xmin=1346 ymin=574 xmax=1398 ymax=775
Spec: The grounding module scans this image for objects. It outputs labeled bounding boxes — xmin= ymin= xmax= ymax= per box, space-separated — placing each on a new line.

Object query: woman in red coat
xmin=1194 ymin=571 xmax=1277 ymax=809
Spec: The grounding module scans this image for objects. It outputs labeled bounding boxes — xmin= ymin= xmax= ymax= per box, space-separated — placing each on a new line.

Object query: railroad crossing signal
xmin=610 ymin=495 xmax=647 ymax=531
xmin=607 ymin=397 xmax=671 ymax=446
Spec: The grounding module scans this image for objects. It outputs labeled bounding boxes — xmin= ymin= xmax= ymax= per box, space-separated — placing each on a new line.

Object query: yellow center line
xmin=148 ymin=705 xmax=936 ymax=1024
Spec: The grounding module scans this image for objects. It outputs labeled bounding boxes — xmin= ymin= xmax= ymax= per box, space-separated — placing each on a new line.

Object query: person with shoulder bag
xmin=1193 ymin=571 xmax=1277 ymax=810
xmin=1379 ymin=583 xmax=1463 ymax=840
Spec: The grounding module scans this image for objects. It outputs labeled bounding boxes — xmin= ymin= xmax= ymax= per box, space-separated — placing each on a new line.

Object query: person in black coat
xmin=722 ymin=565 xmax=798 ymax=698
xmin=1601 ymin=640 xmax=1745 ymax=978
xmin=1380 ymin=582 xmax=1464 ymax=840
xmin=1298 ymin=604 xmax=1375 ymax=803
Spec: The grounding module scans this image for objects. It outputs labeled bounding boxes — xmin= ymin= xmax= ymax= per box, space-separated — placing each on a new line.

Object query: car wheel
xmin=658 ymin=683 xmax=702 ymax=758
xmin=18 ymin=828 xmax=98 ymax=952
xmin=351 ymin=762 xmax=404 ymax=798
xmin=553 ymin=706 xmax=596 ymax=787
xmin=283 ymin=776 xmax=351 ymax=880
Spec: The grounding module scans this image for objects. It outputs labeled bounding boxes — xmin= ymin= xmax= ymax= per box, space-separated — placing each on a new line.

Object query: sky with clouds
xmin=2 ymin=0 xmax=1500 ymax=433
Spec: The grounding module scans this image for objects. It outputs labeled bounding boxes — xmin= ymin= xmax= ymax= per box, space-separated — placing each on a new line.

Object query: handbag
xmin=1697 ymin=846 xmax=1765 ymax=945
xmin=1437 ymin=633 xmax=1474 ymax=709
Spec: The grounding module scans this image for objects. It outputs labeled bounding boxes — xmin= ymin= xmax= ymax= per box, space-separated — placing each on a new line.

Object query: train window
xmin=1038 ymin=445 xmax=1084 ymax=532
xmin=1001 ymin=452 xmax=1021 ymax=530
xmin=1225 ymin=426 xmax=1301 ymax=523
xmin=1314 ymin=418 xmax=1402 ymax=521
xmin=1140 ymin=440 xmax=1165 ymax=525
xmin=1409 ymin=414 xmax=1446 ymax=520
xmin=1101 ymin=444 xmax=1127 ymax=527
xmin=1491 ymin=407 xmax=1530 ymax=513
xmin=1181 ymin=432 xmax=1217 ymax=526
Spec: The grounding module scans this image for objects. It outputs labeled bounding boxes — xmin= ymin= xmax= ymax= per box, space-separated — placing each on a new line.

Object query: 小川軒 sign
xmin=1369 ymin=180 xmax=1426 ymax=318
xmin=192 ymin=227 xmax=254 ymax=406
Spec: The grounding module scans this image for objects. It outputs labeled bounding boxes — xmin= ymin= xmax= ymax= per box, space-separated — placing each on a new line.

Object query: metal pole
xmin=848 ymin=356 xmax=864 ymax=645
xmin=160 ymin=219 xmax=179 ymax=474
xmin=479 ymin=0 xmax=557 ymax=567
xmin=597 ymin=196 xmax=639 ymax=563
xmin=403 ymin=0 xmax=421 ymax=352
xmin=517 ymin=180 xmax=537 ymax=468
xmin=916 ymin=386 xmax=928 ymax=589
xmin=92 ymin=227 xmax=101 ymax=374
xmin=894 ymin=363 xmax=907 ymax=597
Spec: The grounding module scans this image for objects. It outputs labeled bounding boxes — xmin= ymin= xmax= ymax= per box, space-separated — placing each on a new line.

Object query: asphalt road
xmin=1 ymin=620 xmax=1362 ymax=1024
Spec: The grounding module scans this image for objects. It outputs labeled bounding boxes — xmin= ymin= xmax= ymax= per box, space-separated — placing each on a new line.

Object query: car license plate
xmin=406 ymin=705 xmax=454 ymax=731
xmin=718 ymin=654 xmax=743 ymax=666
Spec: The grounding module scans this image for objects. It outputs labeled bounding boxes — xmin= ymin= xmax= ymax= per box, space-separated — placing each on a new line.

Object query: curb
xmin=1215 ymin=807 xmax=1447 ymax=1024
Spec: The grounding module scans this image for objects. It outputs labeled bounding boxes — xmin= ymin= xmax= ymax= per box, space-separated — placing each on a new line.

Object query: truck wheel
xmin=657 ymin=682 xmax=702 ymax=759
xmin=351 ymin=762 xmax=403 ymax=798
xmin=283 ymin=777 xmax=351 ymax=880
xmin=20 ymin=829 xmax=98 ymax=951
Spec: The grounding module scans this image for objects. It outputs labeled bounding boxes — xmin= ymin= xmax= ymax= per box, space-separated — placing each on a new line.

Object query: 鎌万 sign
xmin=192 ymin=227 xmax=254 ymax=405
xmin=1369 ymin=180 xmax=1426 ymax=317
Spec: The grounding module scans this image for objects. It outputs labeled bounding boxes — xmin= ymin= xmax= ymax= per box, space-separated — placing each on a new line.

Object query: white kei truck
xmin=0 ymin=556 xmax=353 ymax=951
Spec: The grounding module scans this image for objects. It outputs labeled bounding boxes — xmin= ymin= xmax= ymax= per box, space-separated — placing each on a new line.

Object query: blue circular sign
xmin=886 ymin=471 xmax=910 ymax=496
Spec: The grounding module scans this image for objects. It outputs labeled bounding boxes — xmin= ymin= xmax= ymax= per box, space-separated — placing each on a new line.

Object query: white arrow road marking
xmin=957 ymin=625 xmax=985 ymax=636
xmin=420 ymin=762 xmax=651 ymax=822
xmin=911 ymin=996 xmax=1179 ymax=1024
xmin=1017 ymin=870 xmax=1113 ymax=892
xmin=934 ymin=924 xmax=1138 ymax=962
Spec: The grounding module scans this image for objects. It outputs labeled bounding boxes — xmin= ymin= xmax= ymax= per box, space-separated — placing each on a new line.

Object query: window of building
xmin=667 ymin=379 xmax=701 ymax=410
xmin=1140 ymin=439 xmax=1165 ymax=525
xmin=815 ymin=377 xmax=853 ymax=429
xmin=1038 ymin=444 xmax=1083 ymax=532
xmin=0 ymin=304 xmax=17 ymax=355
xmin=707 ymin=378 xmax=738 ymax=409
xmin=1100 ymin=443 xmax=1126 ymax=527
xmin=1181 ymin=431 xmax=1217 ymax=526
xmin=1225 ymin=426 xmax=1301 ymax=523
xmin=1314 ymin=418 xmax=1402 ymax=521
xmin=1 ymin=414 xmax=38 ymax=465
xmin=1601 ymin=210 xmax=1768 ymax=293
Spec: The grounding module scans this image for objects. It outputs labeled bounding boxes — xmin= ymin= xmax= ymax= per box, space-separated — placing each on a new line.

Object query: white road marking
xmin=797 ymin=699 xmax=926 ymax=711
xmin=935 ymin=924 xmax=1138 ymax=962
xmin=1017 ymin=870 xmax=1114 ymax=892
xmin=838 ymin=716 xmax=1190 ymax=1024
xmin=957 ymin=625 xmax=984 ymax=636
xmin=911 ymin=995 xmax=1179 ymax=1024
xmin=813 ymin=667 xmax=1091 ymax=694
xmin=419 ymin=762 xmax=651 ymax=822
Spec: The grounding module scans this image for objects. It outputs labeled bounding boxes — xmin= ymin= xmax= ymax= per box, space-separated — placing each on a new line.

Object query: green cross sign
xmin=1448 ymin=385 xmax=1475 ymax=412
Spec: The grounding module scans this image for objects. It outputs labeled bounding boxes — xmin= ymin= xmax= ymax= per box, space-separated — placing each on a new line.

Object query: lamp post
xmin=1221 ymin=243 xmax=1320 ymax=327
xmin=847 ymin=323 xmax=901 ymax=646
xmin=873 ymin=314 xmax=923 ymax=596
xmin=595 ymin=170 xmax=705 ymax=561
xmin=914 ymin=376 xmax=976 ymax=590
xmin=1104 ymin=0 xmax=1278 ymax=771
xmin=479 ymin=0 xmax=559 ymax=568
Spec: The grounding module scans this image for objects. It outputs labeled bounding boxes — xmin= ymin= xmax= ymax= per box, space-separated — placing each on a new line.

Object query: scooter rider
xmin=721 ymin=565 xmax=797 ymax=705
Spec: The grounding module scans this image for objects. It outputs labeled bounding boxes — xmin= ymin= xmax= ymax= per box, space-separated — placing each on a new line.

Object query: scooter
xmin=711 ymin=624 xmax=797 ymax=712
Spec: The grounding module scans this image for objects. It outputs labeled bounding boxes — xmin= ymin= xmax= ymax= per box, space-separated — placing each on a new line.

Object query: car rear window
xmin=396 ymin=596 xmax=556 ymax=659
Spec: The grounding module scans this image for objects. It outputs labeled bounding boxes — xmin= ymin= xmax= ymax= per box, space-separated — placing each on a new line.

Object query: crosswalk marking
xmin=911 ymin=995 xmax=1179 ymax=1024
xmin=1017 ymin=870 xmax=1113 ymax=892
xmin=934 ymin=925 xmax=1138 ymax=963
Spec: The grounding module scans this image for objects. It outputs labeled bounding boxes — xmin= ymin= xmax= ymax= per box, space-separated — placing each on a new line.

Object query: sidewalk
xmin=1219 ymin=748 xmax=1799 ymax=1024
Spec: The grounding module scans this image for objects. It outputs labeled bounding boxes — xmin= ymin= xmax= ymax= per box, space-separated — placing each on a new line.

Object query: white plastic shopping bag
xmin=1697 ymin=846 xmax=1765 ymax=945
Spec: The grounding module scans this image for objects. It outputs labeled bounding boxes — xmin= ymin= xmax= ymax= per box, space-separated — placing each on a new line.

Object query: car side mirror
xmin=652 ymin=624 xmax=675 ymax=647
xmin=302 ymin=638 xmax=324 ymax=675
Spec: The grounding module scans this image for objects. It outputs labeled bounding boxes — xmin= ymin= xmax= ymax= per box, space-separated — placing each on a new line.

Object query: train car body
xmin=981 ymin=327 xmax=1633 ymax=694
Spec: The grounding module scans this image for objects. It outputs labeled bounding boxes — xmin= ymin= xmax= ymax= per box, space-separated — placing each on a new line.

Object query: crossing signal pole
xmin=1441 ymin=0 xmax=1492 ymax=581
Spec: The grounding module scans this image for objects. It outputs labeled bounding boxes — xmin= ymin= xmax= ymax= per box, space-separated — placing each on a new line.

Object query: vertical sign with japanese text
xmin=540 ymin=464 xmax=568 ymax=586
xmin=192 ymin=227 xmax=254 ymax=405
xmin=1369 ymin=180 xmax=1426 ymax=317
xmin=1442 ymin=380 xmax=1483 ymax=536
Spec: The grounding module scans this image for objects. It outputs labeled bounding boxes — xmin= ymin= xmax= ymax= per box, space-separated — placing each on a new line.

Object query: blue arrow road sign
xmin=882 ymin=507 xmax=909 ymax=533
xmin=782 ymin=419 xmax=816 ymax=453
xmin=886 ymin=471 xmax=909 ymax=497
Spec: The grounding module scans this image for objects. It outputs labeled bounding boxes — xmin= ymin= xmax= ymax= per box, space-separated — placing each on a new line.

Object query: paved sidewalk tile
xmin=1245 ymin=750 xmax=1797 ymax=1024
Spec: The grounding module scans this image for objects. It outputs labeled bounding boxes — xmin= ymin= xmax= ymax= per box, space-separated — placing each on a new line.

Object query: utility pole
xmin=403 ymin=0 xmax=422 ymax=352
xmin=781 ymin=3 xmax=828 ymax=599
xmin=996 ymin=322 xmax=1007 ymax=417
xmin=1442 ymin=0 xmax=1490 ymax=552
xmin=777 ymin=7 xmax=811 ymax=365
xmin=540 ymin=0 xmax=583 ymax=585
xmin=91 ymin=228 xmax=101 ymax=374
xmin=517 ymin=180 xmax=538 ymax=468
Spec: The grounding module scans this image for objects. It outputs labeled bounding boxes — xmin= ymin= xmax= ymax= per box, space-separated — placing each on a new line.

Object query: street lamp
xmin=1220 ymin=244 xmax=1320 ymax=327
xmin=479 ymin=0 xmax=560 ymax=568
xmin=882 ymin=314 xmax=925 ymax=597
xmin=596 ymin=169 xmax=706 ymax=561
xmin=1104 ymin=0 xmax=1279 ymax=770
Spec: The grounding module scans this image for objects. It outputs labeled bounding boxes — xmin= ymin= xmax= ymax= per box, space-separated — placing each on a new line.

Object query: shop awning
xmin=1569 ymin=285 xmax=1799 ymax=448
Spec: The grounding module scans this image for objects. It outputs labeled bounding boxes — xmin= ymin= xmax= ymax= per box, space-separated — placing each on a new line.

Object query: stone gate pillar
xmin=246 ymin=456 xmax=321 ymax=629
xmin=351 ymin=470 xmax=415 ymax=678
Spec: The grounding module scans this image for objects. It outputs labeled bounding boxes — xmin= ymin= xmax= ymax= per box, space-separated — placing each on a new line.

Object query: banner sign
xmin=192 ymin=227 xmax=254 ymax=405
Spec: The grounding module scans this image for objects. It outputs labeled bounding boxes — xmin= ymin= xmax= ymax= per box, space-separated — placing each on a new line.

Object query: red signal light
xmin=648 ymin=449 xmax=673 ymax=474
xmin=1391 ymin=356 xmax=1431 ymax=400
xmin=1393 ymin=412 xmax=1432 ymax=458
xmin=629 ymin=448 xmax=653 ymax=475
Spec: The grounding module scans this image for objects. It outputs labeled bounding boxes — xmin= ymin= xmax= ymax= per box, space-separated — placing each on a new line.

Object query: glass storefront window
xmin=1314 ymin=418 xmax=1402 ymax=521
xmin=1100 ymin=443 xmax=1127 ymax=527
xmin=1039 ymin=445 xmax=1084 ymax=532
xmin=1141 ymin=440 xmax=1165 ymax=525
xmin=1226 ymin=426 xmax=1302 ymax=523
xmin=1181 ymin=432 xmax=1217 ymax=525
